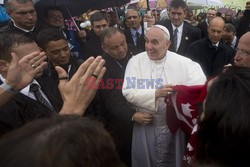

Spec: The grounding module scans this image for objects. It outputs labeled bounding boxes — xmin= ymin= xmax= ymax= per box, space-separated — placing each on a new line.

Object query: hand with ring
xmin=155 ymin=84 xmax=174 ymax=98
xmin=5 ymin=51 xmax=47 ymax=90
xmin=57 ymin=56 xmax=106 ymax=116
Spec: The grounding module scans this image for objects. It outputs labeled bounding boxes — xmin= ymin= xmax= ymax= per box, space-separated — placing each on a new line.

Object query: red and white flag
xmin=165 ymin=84 xmax=208 ymax=166
xmin=165 ymin=84 xmax=207 ymax=135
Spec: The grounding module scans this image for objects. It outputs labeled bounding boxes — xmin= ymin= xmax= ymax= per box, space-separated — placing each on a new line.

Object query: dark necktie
xmin=136 ymin=32 xmax=140 ymax=46
xmin=30 ymin=83 xmax=55 ymax=112
xmin=173 ymin=28 xmax=178 ymax=52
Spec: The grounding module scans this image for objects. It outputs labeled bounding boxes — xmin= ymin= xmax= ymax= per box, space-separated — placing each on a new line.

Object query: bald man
xmin=122 ymin=25 xmax=206 ymax=167
xmin=186 ymin=17 xmax=235 ymax=78
xmin=234 ymin=32 xmax=250 ymax=67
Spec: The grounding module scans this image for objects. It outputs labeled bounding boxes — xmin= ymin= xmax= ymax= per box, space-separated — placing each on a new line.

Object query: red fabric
xmin=164 ymin=84 xmax=207 ymax=135
xmin=164 ymin=83 xmax=209 ymax=166
xmin=183 ymin=124 xmax=198 ymax=166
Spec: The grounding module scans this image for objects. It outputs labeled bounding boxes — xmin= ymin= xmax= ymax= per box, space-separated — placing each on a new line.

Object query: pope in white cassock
xmin=122 ymin=25 xmax=206 ymax=167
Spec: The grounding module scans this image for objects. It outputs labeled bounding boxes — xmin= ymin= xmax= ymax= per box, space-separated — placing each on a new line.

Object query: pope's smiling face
xmin=145 ymin=27 xmax=170 ymax=60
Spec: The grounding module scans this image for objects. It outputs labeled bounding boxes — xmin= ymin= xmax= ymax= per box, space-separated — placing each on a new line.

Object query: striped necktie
xmin=30 ymin=83 xmax=55 ymax=112
xmin=136 ymin=32 xmax=140 ymax=46
xmin=173 ymin=28 xmax=178 ymax=52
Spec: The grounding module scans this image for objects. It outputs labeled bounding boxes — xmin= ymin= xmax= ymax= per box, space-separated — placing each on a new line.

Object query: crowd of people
xmin=0 ymin=0 xmax=250 ymax=166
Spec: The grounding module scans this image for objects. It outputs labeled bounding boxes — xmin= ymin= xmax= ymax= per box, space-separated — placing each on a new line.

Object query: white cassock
xmin=122 ymin=51 xmax=206 ymax=167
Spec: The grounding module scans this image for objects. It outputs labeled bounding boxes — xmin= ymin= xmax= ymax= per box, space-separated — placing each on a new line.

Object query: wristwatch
xmin=0 ymin=82 xmax=19 ymax=94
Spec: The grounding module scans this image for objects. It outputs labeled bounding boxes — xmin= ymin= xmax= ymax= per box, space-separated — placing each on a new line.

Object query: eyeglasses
xmin=235 ymin=48 xmax=250 ymax=57
xmin=49 ymin=16 xmax=64 ymax=19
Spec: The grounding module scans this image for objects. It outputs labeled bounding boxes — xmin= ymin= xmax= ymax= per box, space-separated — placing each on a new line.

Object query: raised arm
xmin=58 ymin=56 xmax=106 ymax=116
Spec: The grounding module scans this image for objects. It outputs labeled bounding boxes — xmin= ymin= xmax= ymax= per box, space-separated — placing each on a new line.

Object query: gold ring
xmin=31 ymin=64 xmax=36 ymax=69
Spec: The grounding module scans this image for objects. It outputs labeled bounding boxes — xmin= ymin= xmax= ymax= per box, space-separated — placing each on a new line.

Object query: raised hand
xmin=6 ymin=51 xmax=47 ymax=90
xmin=57 ymin=56 xmax=106 ymax=116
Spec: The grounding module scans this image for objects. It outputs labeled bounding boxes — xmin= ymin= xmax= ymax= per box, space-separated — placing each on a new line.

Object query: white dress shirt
xmin=171 ymin=23 xmax=184 ymax=51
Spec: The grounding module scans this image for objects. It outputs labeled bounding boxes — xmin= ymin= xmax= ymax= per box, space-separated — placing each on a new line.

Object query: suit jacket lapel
xmin=36 ymin=76 xmax=63 ymax=112
xmin=127 ymin=29 xmax=135 ymax=46
xmin=178 ymin=24 xmax=188 ymax=53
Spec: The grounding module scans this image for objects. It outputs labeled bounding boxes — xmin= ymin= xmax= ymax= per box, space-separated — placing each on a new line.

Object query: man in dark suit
xmin=235 ymin=2 xmax=250 ymax=39
xmin=84 ymin=12 xmax=109 ymax=59
xmin=98 ymin=27 xmax=146 ymax=167
xmin=123 ymin=9 xmax=145 ymax=55
xmin=197 ymin=8 xmax=217 ymax=38
xmin=222 ymin=23 xmax=238 ymax=49
xmin=156 ymin=0 xmax=201 ymax=56
xmin=186 ymin=17 xmax=234 ymax=78
xmin=0 ymin=32 xmax=63 ymax=136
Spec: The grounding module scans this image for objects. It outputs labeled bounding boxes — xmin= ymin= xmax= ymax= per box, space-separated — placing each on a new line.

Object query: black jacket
xmin=0 ymin=21 xmax=41 ymax=40
xmin=123 ymin=27 xmax=145 ymax=55
xmin=0 ymin=74 xmax=63 ymax=136
xmin=84 ymin=30 xmax=103 ymax=59
xmin=197 ymin=20 xmax=208 ymax=38
xmin=46 ymin=55 xmax=83 ymax=84
xmin=98 ymin=51 xmax=135 ymax=167
xmin=45 ymin=55 xmax=105 ymax=121
xmin=236 ymin=10 xmax=250 ymax=39
xmin=156 ymin=19 xmax=202 ymax=56
xmin=186 ymin=38 xmax=234 ymax=78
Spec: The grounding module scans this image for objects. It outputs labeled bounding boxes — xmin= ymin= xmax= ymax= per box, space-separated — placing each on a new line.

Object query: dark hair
xmin=100 ymin=27 xmax=124 ymax=44
xmin=207 ymin=7 xmax=217 ymax=12
xmin=4 ymin=0 xmax=33 ymax=12
xmin=224 ymin=23 xmax=236 ymax=33
xmin=43 ymin=6 xmax=63 ymax=18
xmin=0 ymin=32 xmax=34 ymax=61
xmin=0 ymin=115 xmax=125 ymax=167
xmin=89 ymin=12 xmax=108 ymax=25
xmin=169 ymin=0 xmax=187 ymax=10
xmin=36 ymin=28 xmax=67 ymax=50
xmin=197 ymin=66 xmax=250 ymax=167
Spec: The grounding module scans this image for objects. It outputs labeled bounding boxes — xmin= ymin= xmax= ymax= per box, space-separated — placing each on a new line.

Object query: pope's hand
xmin=132 ymin=112 xmax=153 ymax=125
xmin=155 ymin=84 xmax=174 ymax=98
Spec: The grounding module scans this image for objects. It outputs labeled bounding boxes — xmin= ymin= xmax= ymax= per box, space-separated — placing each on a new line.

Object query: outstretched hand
xmin=6 ymin=51 xmax=47 ymax=90
xmin=57 ymin=56 xmax=106 ymax=116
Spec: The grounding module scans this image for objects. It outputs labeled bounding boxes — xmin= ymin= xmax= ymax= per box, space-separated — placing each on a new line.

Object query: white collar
xmin=213 ymin=41 xmax=219 ymax=47
xmin=21 ymin=80 xmax=41 ymax=96
xmin=232 ymin=36 xmax=237 ymax=46
xmin=171 ymin=22 xmax=183 ymax=33
xmin=11 ymin=19 xmax=35 ymax=32
xmin=205 ymin=18 xmax=209 ymax=25
xmin=130 ymin=26 xmax=142 ymax=36
xmin=0 ymin=75 xmax=38 ymax=96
